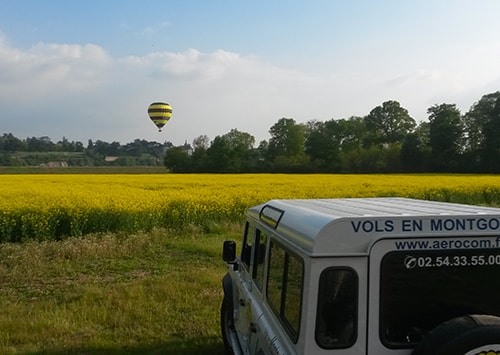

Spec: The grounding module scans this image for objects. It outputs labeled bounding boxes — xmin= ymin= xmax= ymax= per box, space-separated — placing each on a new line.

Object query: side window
xmin=266 ymin=241 xmax=304 ymax=342
xmin=253 ymin=229 xmax=267 ymax=291
xmin=241 ymin=222 xmax=253 ymax=270
xmin=315 ymin=268 xmax=358 ymax=349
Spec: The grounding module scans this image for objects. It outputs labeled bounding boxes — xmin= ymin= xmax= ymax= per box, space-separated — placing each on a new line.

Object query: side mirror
xmin=223 ymin=240 xmax=237 ymax=263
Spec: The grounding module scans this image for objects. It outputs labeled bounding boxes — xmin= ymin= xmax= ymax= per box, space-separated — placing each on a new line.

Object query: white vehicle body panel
xmin=223 ymin=198 xmax=500 ymax=355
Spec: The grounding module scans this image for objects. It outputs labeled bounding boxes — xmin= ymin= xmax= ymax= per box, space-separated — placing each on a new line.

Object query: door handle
xmin=250 ymin=322 xmax=257 ymax=333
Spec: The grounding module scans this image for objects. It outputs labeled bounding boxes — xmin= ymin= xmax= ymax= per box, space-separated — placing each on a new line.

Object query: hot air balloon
xmin=148 ymin=102 xmax=172 ymax=132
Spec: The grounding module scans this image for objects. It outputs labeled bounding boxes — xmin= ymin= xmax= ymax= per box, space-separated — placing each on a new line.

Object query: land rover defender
xmin=221 ymin=197 xmax=500 ymax=354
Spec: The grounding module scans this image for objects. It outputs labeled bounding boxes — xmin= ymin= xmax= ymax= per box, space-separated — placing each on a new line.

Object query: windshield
xmin=380 ymin=248 xmax=500 ymax=347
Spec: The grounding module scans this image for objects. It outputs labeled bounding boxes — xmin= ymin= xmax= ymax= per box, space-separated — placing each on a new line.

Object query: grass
xmin=0 ymin=223 xmax=241 ymax=354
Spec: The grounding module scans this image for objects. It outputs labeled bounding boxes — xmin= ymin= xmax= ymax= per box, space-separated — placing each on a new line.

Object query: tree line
xmin=2 ymin=90 xmax=499 ymax=172
xmin=0 ymin=136 xmax=173 ymax=166
xmin=164 ymin=91 xmax=500 ymax=173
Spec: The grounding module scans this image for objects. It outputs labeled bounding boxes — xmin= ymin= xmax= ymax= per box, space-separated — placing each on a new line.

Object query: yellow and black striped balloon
xmin=147 ymin=102 xmax=172 ymax=132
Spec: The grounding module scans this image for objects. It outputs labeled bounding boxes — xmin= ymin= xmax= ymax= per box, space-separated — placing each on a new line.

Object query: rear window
xmin=315 ymin=268 xmax=357 ymax=349
xmin=380 ymin=248 xmax=500 ymax=347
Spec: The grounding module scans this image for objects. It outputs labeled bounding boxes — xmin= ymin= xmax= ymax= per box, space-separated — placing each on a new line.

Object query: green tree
xmin=401 ymin=134 xmax=423 ymax=172
xmin=255 ymin=140 xmax=271 ymax=172
xmin=206 ymin=136 xmax=231 ymax=172
xmin=205 ymin=129 xmax=255 ymax=172
xmin=331 ymin=116 xmax=369 ymax=172
xmin=427 ymin=103 xmax=463 ymax=171
xmin=481 ymin=97 xmax=500 ymax=172
xmin=267 ymin=118 xmax=307 ymax=171
xmin=0 ymin=133 xmax=26 ymax=152
xmin=190 ymin=135 xmax=209 ymax=171
xmin=0 ymin=153 xmax=13 ymax=165
xmin=364 ymin=100 xmax=416 ymax=146
xmin=337 ymin=116 xmax=367 ymax=152
xmin=304 ymin=119 xmax=342 ymax=172
xmin=400 ymin=121 xmax=431 ymax=172
xmin=463 ymin=91 xmax=500 ymax=172
xmin=55 ymin=137 xmax=82 ymax=152
xmin=26 ymin=136 xmax=55 ymax=152
xmin=192 ymin=135 xmax=210 ymax=151
xmin=163 ymin=146 xmax=191 ymax=172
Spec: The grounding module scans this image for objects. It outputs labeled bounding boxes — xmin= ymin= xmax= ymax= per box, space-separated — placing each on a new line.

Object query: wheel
xmin=220 ymin=297 xmax=235 ymax=355
xmin=412 ymin=314 xmax=500 ymax=355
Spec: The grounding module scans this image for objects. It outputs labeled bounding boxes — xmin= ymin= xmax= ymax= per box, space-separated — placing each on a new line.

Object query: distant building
xmin=39 ymin=161 xmax=68 ymax=168
xmin=104 ymin=156 xmax=119 ymax=162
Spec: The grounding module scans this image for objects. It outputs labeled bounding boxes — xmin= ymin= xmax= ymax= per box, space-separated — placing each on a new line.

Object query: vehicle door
xmin=233 ymin=222 xmax=256 ymax=354
xmin=247 ymin=228 xmax=269 ymax=355
xmin=251 ymin=236 xmax=304 ymax=355
xmin=368 ymin=235 xmax=500 ymax=355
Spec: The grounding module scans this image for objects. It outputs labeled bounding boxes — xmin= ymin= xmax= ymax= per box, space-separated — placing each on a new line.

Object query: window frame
xmin=240 ymin=222 xmax=253 ymax=271
xmin=265 ymin=239 xmax=304 ymax=343
xmin=315 ymin=267 xmax=358 ymax=349
xmin=252 ymin=228 xmax=268 ymax=292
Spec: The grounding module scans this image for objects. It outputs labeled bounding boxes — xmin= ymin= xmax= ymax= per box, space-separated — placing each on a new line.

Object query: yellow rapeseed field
xmin=1 ymin=173 xmax=500 ymax=241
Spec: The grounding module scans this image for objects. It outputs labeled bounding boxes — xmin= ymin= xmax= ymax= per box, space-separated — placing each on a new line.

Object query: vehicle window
xmin=266 ymin=241 xmax=304 ymax=341
xmin=315 ymin=268 xmax=357 ymax=349
xmin=380 ymin=248 xmax=500 ymax=347
xmin=241 ymin=222 xmax=253 ymax=270
xmin=253 ymin=229 xmax=267 ymax=292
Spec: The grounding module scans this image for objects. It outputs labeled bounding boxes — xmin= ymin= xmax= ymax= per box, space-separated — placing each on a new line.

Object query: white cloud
xmin=1 ymin=33 xmax=500 ymax=145
xmin=0 ymin=41 xmax=112 ymax=99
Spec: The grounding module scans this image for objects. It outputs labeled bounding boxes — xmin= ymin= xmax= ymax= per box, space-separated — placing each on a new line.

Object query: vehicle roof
xmin=247 ymin=197 xmax=500 ymax=255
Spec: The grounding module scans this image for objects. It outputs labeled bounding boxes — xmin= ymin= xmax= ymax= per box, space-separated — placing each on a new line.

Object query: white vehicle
xmin=221 ymin=197 xmax=500 ymax=355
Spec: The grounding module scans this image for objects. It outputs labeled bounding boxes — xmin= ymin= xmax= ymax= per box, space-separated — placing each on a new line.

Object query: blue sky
xmin=1 ymin=1 xmax=500 ymax=146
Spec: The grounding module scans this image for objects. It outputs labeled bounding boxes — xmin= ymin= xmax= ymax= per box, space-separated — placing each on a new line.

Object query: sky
xmin=0 ymin=1 xmax=500 ymax=146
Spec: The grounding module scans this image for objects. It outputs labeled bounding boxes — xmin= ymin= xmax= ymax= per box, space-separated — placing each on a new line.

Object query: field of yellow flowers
xmin=1 ymin=173 xmax=500 ymax=242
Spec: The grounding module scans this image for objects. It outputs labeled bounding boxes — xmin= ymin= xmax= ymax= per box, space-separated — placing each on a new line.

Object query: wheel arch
xmin=222 ymin=272 xmax=234 ymax=306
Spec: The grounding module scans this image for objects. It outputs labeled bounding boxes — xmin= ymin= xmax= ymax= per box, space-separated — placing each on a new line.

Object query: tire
xmin=412 ymin=314 xmax=500 ymax=355
xmin=220 ymin=297 xmax=235 ymax=355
